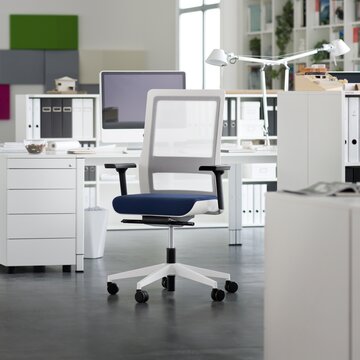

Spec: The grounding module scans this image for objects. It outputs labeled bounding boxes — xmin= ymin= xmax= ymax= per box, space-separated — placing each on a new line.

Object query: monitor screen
xmin=328 ymin=71 xmax=360 ymax=83
xmin=100 ymin=71 xmax=186 ymax=133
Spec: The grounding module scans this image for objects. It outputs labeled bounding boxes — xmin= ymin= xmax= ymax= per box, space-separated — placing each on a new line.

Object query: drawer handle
xmin=42 ymin=107 xmax=51 ymax=112
xmin=63 ymin=107 xmax=72 ymax=112
xmin=52 ymin=107 xmax=62 ymax=112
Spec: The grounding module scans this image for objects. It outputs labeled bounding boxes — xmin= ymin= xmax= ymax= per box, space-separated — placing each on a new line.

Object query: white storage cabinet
xmin=0 ymin=154 xmax=84 ymax=272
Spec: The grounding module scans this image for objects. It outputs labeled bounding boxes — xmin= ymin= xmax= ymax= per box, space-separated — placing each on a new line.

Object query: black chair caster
xmin=225 ymin=280 xmax=238 ymax=293
xmin=107 ymin=282 xmax=119 ymax=295
xmin=135 ymin=290 xmax=149 ymax=303
xmin=211 ymin=288 xmax=225 ymax=302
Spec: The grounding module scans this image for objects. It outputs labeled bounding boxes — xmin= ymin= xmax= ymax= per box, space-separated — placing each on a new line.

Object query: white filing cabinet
xmin=0 ymin=154 xmax=84 ymax=272
xmin=265 ymin=192 xmax=360 ymax=360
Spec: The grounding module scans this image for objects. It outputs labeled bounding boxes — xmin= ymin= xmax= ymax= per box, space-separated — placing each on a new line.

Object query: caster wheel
xmin=135 ymin=290 xmax=149 ymax=303
xmin=107 ymin=282 xmax=119 ymax=295
xmin=211 ymin=288 xmax=225 ymax=302
xmin=161 ymin=277 xmax=167 ymax=289
xmin=225 ymin=280 xmax=238 ymax=293
xmin=62 ymin=265 xmax=71 ymax=273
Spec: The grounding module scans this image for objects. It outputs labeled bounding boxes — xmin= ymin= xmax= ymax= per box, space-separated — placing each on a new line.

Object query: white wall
xmin=0 ymin=0 xmax=177 ymax=142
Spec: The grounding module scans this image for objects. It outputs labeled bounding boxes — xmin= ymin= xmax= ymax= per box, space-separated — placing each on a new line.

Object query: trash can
xmin=84 ymin=207 xmax=108 ymax=259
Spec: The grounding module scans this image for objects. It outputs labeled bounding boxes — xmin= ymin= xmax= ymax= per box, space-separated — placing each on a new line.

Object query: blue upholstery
xmin=112 ymin=193 xmax=217 ymax=217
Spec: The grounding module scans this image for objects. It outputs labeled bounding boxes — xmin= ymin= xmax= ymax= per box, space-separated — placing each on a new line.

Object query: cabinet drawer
xmin=6 ymin=239 xmax=76 ymax=266
xmin=8 ymin=189 xmax=75 ymax=214
xmin=8 ymin=214 xmax=75 ymax=239
xmin=7 ymin=169 xmax=76 ymax=189
xmin=7 ymin=158 xmax=76 ymax=169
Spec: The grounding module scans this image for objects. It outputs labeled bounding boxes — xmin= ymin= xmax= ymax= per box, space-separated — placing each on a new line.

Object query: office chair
xmin=105 ymin=89 xmax=238 ymax=303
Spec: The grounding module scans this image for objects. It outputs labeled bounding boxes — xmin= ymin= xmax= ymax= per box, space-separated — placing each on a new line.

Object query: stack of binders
xmin=36 ymin=97 xmax=94 ymax=139
xmin=222 ymin=97 xmax=237 ymax=137
xmin=40 ymin=98 xmax=73 ymax=138
xmin=241 ymin=184 xmax=267 ymax=227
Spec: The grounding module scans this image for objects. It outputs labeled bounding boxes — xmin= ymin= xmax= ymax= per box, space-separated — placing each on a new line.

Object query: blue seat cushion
xmin=112 ymin=193 xmax=217 ymax=217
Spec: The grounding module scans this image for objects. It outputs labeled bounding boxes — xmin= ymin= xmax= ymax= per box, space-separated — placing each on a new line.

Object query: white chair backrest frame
xmin=139 ymin=89 xmax=225 ymax=195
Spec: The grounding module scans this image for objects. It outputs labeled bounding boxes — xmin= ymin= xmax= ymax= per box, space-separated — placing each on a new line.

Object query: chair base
xmin=107 ymin=262 xmax=231 ymax=290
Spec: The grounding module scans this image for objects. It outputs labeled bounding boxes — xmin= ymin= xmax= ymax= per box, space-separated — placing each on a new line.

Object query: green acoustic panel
xmin=10 ymin=15 xmax=78 ymax=50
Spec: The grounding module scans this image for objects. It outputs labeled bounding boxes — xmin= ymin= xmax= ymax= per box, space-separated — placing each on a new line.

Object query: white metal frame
xmin=107 ymin=226 xmax=231 ymax=290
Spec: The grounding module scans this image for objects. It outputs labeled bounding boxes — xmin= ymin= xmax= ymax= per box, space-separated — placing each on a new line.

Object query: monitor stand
xmin=126 ymin=145 xmax=143 ymax=151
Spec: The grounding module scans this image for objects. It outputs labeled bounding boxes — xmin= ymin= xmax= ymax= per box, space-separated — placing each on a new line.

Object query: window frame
xmin=178 ymin=0 xmax=220 ymax=89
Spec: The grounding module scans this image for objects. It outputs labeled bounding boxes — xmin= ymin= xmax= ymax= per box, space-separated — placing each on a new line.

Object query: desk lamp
xmin=274 ymin=39 xmax=350 ymax=91
xmin=206 ymin=39 xmax=350 ymax=145
xmin=206 ymin=49 xmax=278 ymax=146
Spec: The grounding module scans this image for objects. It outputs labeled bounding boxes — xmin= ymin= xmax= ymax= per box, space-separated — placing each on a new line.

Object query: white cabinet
xmin=277 ymin=90 xmax=345 ymax=191
xmin=0 ymin=154 xmax=84 ymax=272
xmin=265 ymin=192 xmax=360 ymax=360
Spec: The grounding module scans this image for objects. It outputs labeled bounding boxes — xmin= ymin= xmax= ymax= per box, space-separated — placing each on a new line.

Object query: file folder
xmin=51 ymin=98 xmax=63 ymax=138
xmin=32 ymin=98 xmax=41 ymax=139
xmin=72 ymin=98 xmax=83 ymax=139
xmin=242 ymin=185 xmax=248 ymax=226
xmin=260 ymin=184 xmax=267 ymax=225
xmin=253 ymin=184 xmax=261 ymax=225
xmin=348 ymin=97 xmax=360 ymax=163
xmin=344 ymin=97 xmax=349 ymax=163
xmin=40 ymin=98 xmax=52 ymax=138
xmin=82 ymin=99 xmax=94 ymax=139
xmin=247 ymin=184 xmax=254 ymax=226
xmin=267 ymin=97 xmax=277 ymax=136
xmin=62 ymin=98 xmax=73 ymax=138
xmin=229 ymin=98 xmax=237 ymax=137
xmin=222 ymin=98 xmax=230 ymax=136
xmin=89 ymin=166 xmax=96 ymax=181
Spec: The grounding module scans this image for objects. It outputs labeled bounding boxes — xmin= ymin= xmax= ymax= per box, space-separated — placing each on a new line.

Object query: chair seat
xmin=112 ymin=193 xmax=218 ymax=217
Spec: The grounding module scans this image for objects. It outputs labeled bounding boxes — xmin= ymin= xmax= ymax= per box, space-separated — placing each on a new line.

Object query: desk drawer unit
xmin=0 ymin=156 xmax=84 ymax=271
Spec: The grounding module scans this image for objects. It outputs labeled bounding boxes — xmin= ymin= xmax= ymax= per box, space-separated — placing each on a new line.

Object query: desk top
xmin=0 ymin=149 xmax=277 ymax=165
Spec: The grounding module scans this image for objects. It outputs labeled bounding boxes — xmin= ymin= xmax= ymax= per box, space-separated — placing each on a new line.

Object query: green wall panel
xmin=10 ymin=15 xmax=78 ymax=50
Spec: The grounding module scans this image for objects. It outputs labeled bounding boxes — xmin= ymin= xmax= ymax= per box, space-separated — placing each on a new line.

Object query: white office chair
xmin=105 ymin=89 xmax=238 ymax=303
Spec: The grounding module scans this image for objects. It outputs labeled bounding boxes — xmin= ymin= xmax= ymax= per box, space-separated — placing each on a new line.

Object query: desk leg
xmin=76 ymin=159 xmax=85 ymax=272
xmin=228 ymin=163 xmax=242 ymax=246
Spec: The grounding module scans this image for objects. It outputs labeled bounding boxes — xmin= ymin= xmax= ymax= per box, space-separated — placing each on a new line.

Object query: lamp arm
xmin=260 ymin=66 xmax=270 ymax=146
xmin=274 ymin=48 xmax=319 ymax=64
xmin=231 ymin=54 xmax=279 ymax=66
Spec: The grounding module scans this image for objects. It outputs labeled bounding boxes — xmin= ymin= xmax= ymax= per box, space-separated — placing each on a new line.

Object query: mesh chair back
xmin=139 ymin=89 xmax=224 ymax=195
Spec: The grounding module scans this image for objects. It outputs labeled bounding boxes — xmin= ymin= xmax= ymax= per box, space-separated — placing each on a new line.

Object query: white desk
xmin=265 ymin=192 xmax=360 ymax=360
xmin=84 ymin=149 xmax=277 ymax=245
xmin=0 ymin=150 xmax=276 ymax=272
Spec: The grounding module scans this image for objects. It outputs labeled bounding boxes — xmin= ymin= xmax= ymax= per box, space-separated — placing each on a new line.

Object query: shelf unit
xmin=222 ymin=90 xmax=278 ymax=148
xmin=15 ymin=94 xmax=100 ymax=143
xmin=240 ymin=0 xmax=359 ymax=90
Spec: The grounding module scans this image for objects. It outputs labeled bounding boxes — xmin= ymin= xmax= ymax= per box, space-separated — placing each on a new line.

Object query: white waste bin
xmin=84 ymin=207 xmax=108 ymax=259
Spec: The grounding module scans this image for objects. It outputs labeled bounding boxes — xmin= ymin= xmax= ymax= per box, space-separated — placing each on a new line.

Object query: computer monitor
xmin=100 ymin=71 xmax=186 ymax=143
xmin=328 ymin=71 xmax=360 ymax=83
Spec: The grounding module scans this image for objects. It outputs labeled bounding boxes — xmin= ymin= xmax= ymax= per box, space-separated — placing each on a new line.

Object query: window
xmin=178 ymin=0 xmax=220 ymax=89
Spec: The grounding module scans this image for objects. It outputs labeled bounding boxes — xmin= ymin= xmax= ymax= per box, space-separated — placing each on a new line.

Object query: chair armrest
xmin=104 ymin=163 xmax=137 ymax=195
xmin=199 ymin=165 xmax=231 ymax=210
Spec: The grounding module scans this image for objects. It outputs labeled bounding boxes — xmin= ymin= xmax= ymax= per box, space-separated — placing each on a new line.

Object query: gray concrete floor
xmin=0 ymin=227 xmax=264 ymax=360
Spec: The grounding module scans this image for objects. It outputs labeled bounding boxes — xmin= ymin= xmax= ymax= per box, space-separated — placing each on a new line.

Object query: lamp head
xmin=321 ymin=39 xmax=350 ymax=56
xmin=206 ymin=49 xmax=229 ymax=66
xmin=329 ymin=39 xmax=350 ymax=57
